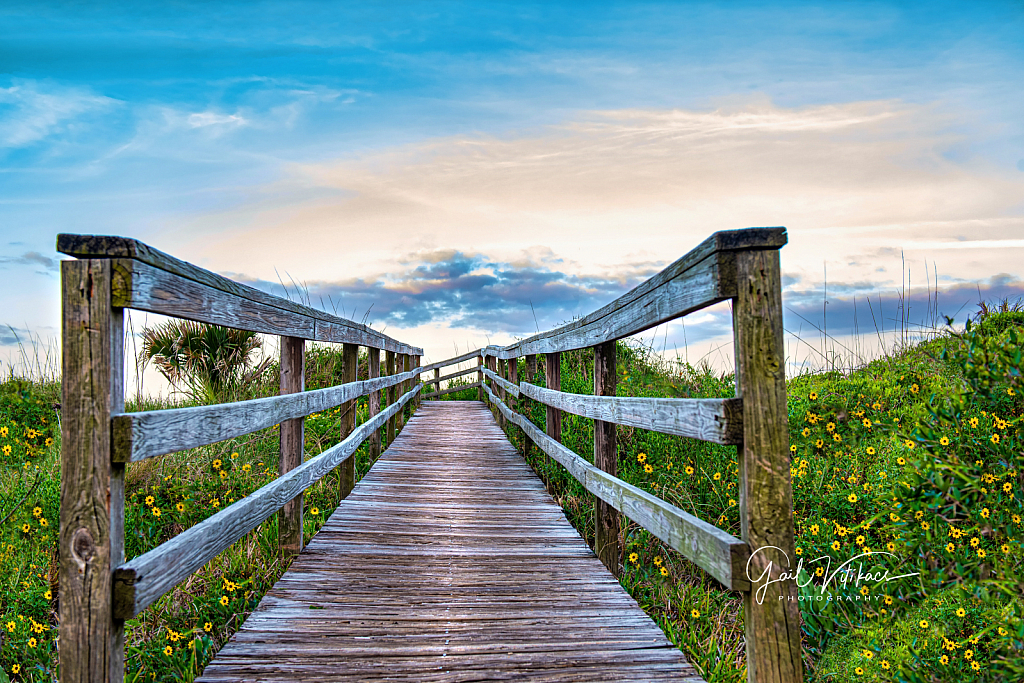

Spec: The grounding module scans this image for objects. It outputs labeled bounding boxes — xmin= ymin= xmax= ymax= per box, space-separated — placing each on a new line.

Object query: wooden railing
xmin=57 ymin=235 xmax=424 ymax=683
xmin=58 ymin=227 xmax=799 ymax=683
xmin=419 ymin=349 xmax=483 ymax=399
xmin=451 ymin=227 xmax=801 ymax=683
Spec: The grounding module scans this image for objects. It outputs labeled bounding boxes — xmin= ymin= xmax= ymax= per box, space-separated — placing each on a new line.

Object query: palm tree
xmin=141 ymin=320 xmax=270 ymax=403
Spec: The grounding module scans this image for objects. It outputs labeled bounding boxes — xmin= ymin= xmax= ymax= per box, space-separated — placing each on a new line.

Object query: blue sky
xmin=3 ymin=1 xmax=1024 ymax=373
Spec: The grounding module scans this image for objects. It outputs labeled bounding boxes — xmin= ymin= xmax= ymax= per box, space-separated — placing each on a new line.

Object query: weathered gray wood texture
xmin=484 ymin=384 xmax=750 ymax=592
xmin=338 ymin=343 xmax=358 ymax=499
xmin=197 ymin=402 xmax=702 ymax=682
xmin=60 ymin=259 xmax=125 ymax=683
xmin=732 ymin=250 xmax=802 ymax=683
xmin=112 ymin=386 xmax=421 ymax=619
xmin=112 ymin=369 xmax=421 ymax=462
xmin=423 ymin=365 xmax=478 ymax=386
xmin=422 ymin=381 xmax=482 ymax=399
xmin=385 ymin=351 xmax=397 ymax=447
xmin=57 ymin=234 xmax=421 ymax=354
xmin=593 ymin=341 xmax=619 ymax=577
xmin=477 ymin=355 xmax=484 ymax=401
xmin=368 ymin=347 xmax=381 ymax=461
xmin=481 ymin=229 xmax=785 ymax=359
xmin=418 ymin=348 xmax=482 ymax=373
xmin=519 ymin=384 xmax=744 ymax=445
xmin=482 ymin=366 xmax=520 ymax=397
xmin=277 ymin=336 xmax=305 ymax=558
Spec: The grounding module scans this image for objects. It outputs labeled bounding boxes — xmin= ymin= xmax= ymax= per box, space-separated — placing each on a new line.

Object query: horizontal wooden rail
xmin=423 ymin=381 xmax=482 ymax=399
xmin=483 ymin=383 xmax=750 ymax=592
xmin=57 ymin=234 xmax=422 ymax=355
xmin=113 ymin=370 xmax=422 ymax=462
xmin=112 ymin=383 xmax=421 ymax=619
xmin=419 ymin=349 xmax=482 ymax=373
xmin=423 ymin=366 xmax=478 ymax=386
xmin=482 ymin=367 xmax=520 ymax=397
xmin=482 ymin=228 xmax=785 ymax=359
xmin=519 ymin=383 xmax=743 ymax=445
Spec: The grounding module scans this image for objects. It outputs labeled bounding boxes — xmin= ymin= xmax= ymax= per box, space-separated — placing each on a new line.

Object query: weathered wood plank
xmin=476 ymin=355 xmax=484 ymax=402
xmin=507 ymin=356 xmax=521 ymax=455
xmin=500 ymin=252 xmax=732 ymax=357
xmin=418 ymin=349 xmax=482 ymax=373
xmin=109 ymin=258 xmax=315 ymax=337
xmin=484 ymin=384 xmax=749 ymax=592
xmin=593 ymin=341 xmax=619 ymax=577
xmin=112 ymin=385 xmax=422 ymax=619
xmin=422 ymin=382 xmax=482 ymax=399
xmin=395 ymin=354 xmax=406 ymax=431
xmin=489 ymin=228 xmax=785 ymax=359
xmin=338 ymin=343 xmax=358 ymax=500
xmin=412 ymin=355 xmax=421 ymax=411
xmin=278 ymin=336 xmax=305 ymax=559
xmin=59 ymin=259 xmax=125 ymax=683
xmin=423 ymin=365 xmax=478 ymax=386
xmin=385 ymin=351 xmax=397 ymax=447
xmin=196 ymin=401 xmax=701 ymax=682
xmin=523 ymin=354 xmax=538 ymax=459
xmin=543 ymin=352 xmax=562 ymax=490
xmin=57 ymin=234 xmax=421 ymax=354
xmin=368 ymin=347 xmax=381 ymax=461
xmin=111 ymin=369 xmax=421 ymax=462
xmin=732 ymin=249 xmax=802 ymax=683
xmin=519 ymin=384 xmax=744 ymax=445
xmin=481 ymin=366 xmax=520 ymax=397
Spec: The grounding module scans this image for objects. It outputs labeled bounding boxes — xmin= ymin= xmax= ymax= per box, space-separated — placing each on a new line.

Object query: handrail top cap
xmin=704 ymin=226 xmax=787 ymax=252
xmin=55 ymin=233 xmax=423 ymax=355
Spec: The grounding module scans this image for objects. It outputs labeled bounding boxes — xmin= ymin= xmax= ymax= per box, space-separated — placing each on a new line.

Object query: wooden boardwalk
xmin=198 ymin=401 xmax=701 ymax=682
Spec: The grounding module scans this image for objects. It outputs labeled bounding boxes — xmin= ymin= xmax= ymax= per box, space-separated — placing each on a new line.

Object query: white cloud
xmin=187 ymin=112 xmax=247 ymax=128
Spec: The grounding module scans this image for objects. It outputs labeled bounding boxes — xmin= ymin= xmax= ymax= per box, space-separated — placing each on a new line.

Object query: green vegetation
xmin=490 ymin=308 xmax=1022 ymax=683
xmin=2 ymin=307 xmax=1022 ymax=682
xmin=0 ymin=339 xmax=408 ymax=682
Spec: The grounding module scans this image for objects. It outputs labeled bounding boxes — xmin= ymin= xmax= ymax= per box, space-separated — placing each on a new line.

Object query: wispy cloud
xmin=189 ymin=98 xmax=1024 ymax=298
xmin=0 ymin=79 xmax=118 ymax=148
xmin=0 ymin=250 xmax=59 ymax=272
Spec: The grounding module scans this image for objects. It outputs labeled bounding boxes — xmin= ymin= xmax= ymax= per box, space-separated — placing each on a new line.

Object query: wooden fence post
xmin=278 ymin=335 xmax=305 ymax=558
xmin=524 ymin=353 xmax=537 ymax=456
xmin=395 ymin=353 xmax=406 ymax=432
xmin=413 ymin=355 xmax=421 ymax=410
xmin=433 ymin=368 xmax=440 ymax=398
xmin=60 ymin=259 xmax=125 ymax=683
xmin=508 ymin=356 xmax=520 ymax=452
xmin=368 ymin=347 xmax=381 ymax=460
xmin=544 ymin=352 xmax=562 ymax=490
xmin=476 ymin=355 xmax=483 ymax=401
xmin=733 ymin=248 xmax=803 ymax=683
xmin=402 ymin=354 xmax=412 ymax=424
xmin=338 ymin=343 xmax=358 ymax=499
xmin=593 ymin=341 xmax=619 ymax=576
xmin=386 ymin=350 xmax=397 ymax=447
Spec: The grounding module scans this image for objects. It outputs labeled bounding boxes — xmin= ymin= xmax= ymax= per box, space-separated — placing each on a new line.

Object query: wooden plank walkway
xmin=198 ymin=401 xmax=702 ymax=682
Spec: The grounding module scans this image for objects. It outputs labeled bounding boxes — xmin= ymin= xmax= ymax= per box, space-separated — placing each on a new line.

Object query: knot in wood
xmin=71 ymin=527 xmax=96 ymax=573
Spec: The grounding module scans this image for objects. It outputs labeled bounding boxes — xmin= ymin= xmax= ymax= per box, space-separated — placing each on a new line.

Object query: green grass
xmin=491 ymin=322 xmax=1022 ymax=682
xmin=0 ymin=348 xmax=414 ymax=682
xmin=2 ymin=314 xmax=1022 ymax=682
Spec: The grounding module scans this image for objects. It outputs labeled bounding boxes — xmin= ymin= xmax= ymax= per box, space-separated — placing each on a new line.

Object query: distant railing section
xmin=57 ymin=235 xmax=424 ymax=683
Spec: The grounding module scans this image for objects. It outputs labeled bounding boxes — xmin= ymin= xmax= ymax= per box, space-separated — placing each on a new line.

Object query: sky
xmin=3 ymin=1 xmax=1024 ymax=386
